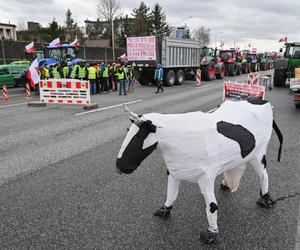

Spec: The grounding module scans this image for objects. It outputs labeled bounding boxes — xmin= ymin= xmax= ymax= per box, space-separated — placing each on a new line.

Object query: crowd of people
xmin=38 ymin=61 xmax=135 ymax=96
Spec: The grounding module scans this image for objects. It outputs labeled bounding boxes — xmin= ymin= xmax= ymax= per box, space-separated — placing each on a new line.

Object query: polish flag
xmin=278 ymin=37 xmax=288 ymax=43
xmin=25 ymin=42 xmax=35 ymax=53
xmin=28 ymin=58 xmax=40 ymax=88
xmin=70 ymin=38 xmax=80 ymax=46
xmin=49 ymin=37 xmax=61 ymax=47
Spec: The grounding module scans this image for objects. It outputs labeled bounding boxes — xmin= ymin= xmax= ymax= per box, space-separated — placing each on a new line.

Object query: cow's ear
xmin=145 ymin=120 xmax=156 ymax=133
xmin=130 ymin=119 xmax=134 ymax=123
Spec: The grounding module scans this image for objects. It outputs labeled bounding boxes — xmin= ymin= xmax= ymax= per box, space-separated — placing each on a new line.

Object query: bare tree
xmin=17 ymin=18 xmax=26 ymax=31
xmin=97 ymin=0 xmax=121 ymax=21
xmin=193 ymin=26 xmax=210 ymax=47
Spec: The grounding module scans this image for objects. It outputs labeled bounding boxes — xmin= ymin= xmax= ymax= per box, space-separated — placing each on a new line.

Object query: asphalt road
xmin=0 ymin=71 xmax=299 ymax=249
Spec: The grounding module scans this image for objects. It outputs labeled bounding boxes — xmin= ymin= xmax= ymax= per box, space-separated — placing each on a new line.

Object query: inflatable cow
xmin=116 ymin=99 xmax=283 ymax=244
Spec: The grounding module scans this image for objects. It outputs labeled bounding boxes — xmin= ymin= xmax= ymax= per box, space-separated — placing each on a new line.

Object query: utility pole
xmin=0 ymin=36 xmax=6 ymax=64
xmin=109 ymin=0 xmax=115 ymax=61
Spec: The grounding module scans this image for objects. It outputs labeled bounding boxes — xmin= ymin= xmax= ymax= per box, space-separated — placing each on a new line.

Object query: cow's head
xmin=116 ymin=105 xmax=158 ymax=174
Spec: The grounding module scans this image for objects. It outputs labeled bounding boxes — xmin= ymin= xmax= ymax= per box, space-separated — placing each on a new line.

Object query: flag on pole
xmin=70 ymin=38 xmax=80 ymax=46
xmin=49 ymin=37 xmax=61 ymax=47
xmin=25 ymin=42 xmax=35 ymax=53
xmin=220 ymin=40 xmax=225 ymax=48
xmin=278 ymin=37 xmax=288 ymax=43
xmin=28 ymin=58 xmax=40 ymax=88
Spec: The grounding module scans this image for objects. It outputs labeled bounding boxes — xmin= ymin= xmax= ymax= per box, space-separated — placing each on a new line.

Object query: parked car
xmin=0 ymin=64 xmax=29 ymax=87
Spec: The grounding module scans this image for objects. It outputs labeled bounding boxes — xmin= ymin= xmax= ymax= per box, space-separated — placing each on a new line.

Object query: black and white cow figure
xmin=116 ymin=99 xmax=283 ymax=244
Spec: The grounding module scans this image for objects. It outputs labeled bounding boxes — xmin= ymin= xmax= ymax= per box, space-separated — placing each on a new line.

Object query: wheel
xmin=227 ymin=63 xmax=236 ymax=76
xmin=201 ymin=62 xmax=215 ymax=81
xmin=165 ymin=70 xmax=176 ymax=86
xmin=273 ymin=70 xmax=287 ymax=87
xmin=175 ymin=70 xmax=185 ymax=85
xmin=236 ymin=65 xmax=241 ymax=75
xmin=216 ymin=65 xmax=225 ymax=79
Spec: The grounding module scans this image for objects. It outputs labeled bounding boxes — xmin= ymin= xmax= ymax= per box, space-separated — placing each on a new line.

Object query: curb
xmin=296 ymin=201 xmax=300 ymax=250
xmin=83 ymin=103 xmax=98 ymax=110
xmin=27 ymin=102 xmax=47 ymax=107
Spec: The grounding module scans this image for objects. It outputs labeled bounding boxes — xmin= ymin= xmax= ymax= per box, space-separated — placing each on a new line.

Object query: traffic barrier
xmin=247 ymin=72 xmax=260 ymax=85
xmin=195 ymin=69 xmax=201 ymax=87
xmin=2 ymin=85 xmax=8 ymax=102
xmin=31 ymin=79 xmax=97 ymax=109
xmin=25 ymin=83 xmax=31 ymax=99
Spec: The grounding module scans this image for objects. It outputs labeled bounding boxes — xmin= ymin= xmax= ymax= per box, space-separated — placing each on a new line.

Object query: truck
xmin=126 ymin=36 xmax=202 ymax=86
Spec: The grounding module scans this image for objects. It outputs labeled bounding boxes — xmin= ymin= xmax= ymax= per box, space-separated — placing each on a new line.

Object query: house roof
xmin=0 ymin=23 xmax=16 ymax=28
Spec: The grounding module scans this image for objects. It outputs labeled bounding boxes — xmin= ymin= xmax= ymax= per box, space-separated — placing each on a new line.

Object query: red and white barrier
xmin=247 ymin=72 xmax=260 ymax=85
xmin=223 ymin=81 xmax=265 ymax=101
xmin=2 ymin=85 xmax=8 ymax=102
xmin=195 ymin=69 xmax=201 ymax=87
xmin=25 ymin=83 xmax=31 ymax=98
xmin=39 ymin=79 xmax=91 ymax=105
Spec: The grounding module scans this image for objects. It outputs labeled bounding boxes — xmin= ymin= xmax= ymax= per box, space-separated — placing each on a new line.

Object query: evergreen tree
xmin=132 ymin=2 xmax=151 ymax=36
xmin=116 ymin=15 xmax=134 ymax=47
xmin=150 ymin=3 xmax=171 ymax=37
xmin=40 ymin=19 xmax=65 ymax=43
xmin=65 ymin=9 xmax=77 ymax=41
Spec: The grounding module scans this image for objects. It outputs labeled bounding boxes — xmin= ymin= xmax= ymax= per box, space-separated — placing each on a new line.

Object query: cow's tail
xmin=272 ymin=120 xmax=283 ymax=162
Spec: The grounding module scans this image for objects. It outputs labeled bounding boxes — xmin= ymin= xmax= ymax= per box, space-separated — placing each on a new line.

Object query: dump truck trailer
xmin=127 ymin=36 xmax=202 ymax=86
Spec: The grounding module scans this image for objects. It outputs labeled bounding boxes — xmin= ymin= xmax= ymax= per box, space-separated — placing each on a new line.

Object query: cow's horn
xmin=123 ymin=104 xmax=143 ymax=125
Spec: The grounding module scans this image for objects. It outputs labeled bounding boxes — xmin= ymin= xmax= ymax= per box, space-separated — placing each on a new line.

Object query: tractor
xmin=38 ymin=44 xmax=83 ymax=68
xmin=274 ymin=42 xmax=300 ymax=87
xmin=248 ymin=53 xmax=259 ymax=72
xmin=200 ymin=47 xmax=225 ymax=81
xmin=241 ymin=50 xmax=251 ymax=74
xmin=219 ymin=49 xmax=242 ymax=76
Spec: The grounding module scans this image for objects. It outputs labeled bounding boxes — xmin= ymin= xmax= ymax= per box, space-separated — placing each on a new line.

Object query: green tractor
xmin=274 ymin=42 xmax=300 ymax=87
xmin=200 ymin=47 xmax=225 ymax=81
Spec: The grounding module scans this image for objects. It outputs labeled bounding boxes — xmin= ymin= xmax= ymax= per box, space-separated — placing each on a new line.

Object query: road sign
xmin=223 ymin=81 xmax=265 ymax=101
xmin=39 ymin=79 xmax=91 ymax=105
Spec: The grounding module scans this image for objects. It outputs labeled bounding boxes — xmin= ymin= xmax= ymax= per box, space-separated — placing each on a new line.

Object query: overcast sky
xmin=1 ymin=0 xmax=298 ymax=51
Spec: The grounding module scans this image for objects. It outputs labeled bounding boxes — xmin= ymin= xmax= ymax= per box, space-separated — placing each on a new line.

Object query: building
xmin=169 ymin=26 xmax=190 ymax=39
xmin=17 ymin=21 xmax=41 ymax=42
xmin=0 ymin=23 xmax=17 ymax=40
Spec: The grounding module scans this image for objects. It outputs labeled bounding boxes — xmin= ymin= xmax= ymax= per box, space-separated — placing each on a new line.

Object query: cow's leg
xmin=154 ymin=174 xmax=180 ymax=219
xmin=198 ymin=177 xmax=218 ymax=244
xmin=250 ymin=157 xmax=275 ymax=208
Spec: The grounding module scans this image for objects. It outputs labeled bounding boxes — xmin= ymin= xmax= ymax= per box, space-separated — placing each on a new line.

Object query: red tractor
xmin=200 ymin=47 xmax=225 ymax=81
xmin=219 ymin=49 xmax=242 ymax=76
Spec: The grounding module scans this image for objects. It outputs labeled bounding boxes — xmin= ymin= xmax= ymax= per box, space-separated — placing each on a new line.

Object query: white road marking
xmin=0 ymin=101 xmax=32 ymax=109
xmin=75 ymin=100 xmax=143 ymax=116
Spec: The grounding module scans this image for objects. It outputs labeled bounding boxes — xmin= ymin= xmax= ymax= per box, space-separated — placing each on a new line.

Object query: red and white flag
xmin=70 ymin=38 xmax=80 ymax=46
xmin=49 ymin=37 xmax=61 ymax=47
xmin=278 ymin=36 xmax=288 ymax=43
xmin=28 ymin=58 xmax=40 ymax=88
xmin=25 ymin=42 xmax=35 ymax=53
